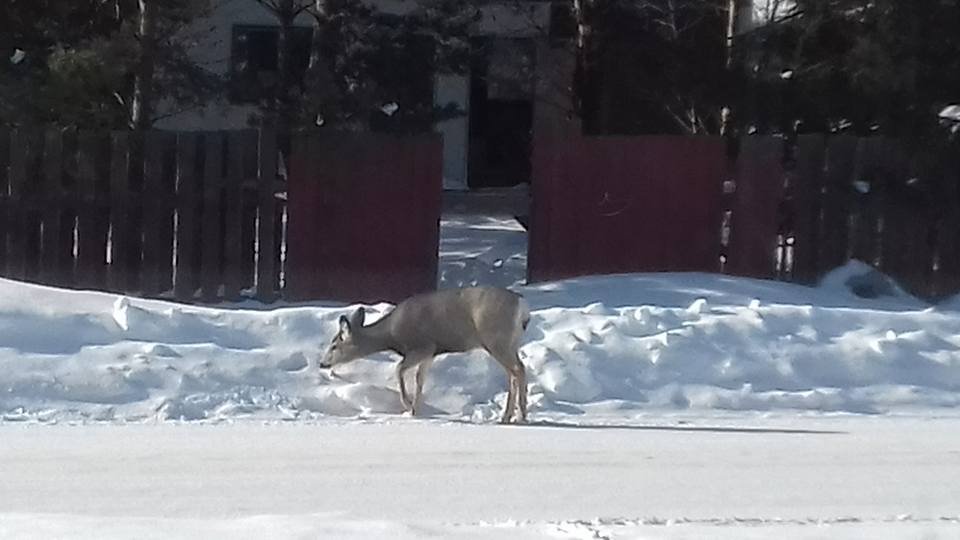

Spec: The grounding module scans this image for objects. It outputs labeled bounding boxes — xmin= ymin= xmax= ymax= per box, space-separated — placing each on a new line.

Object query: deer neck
xmin=355 ymin=312 xmax=399 ymax=355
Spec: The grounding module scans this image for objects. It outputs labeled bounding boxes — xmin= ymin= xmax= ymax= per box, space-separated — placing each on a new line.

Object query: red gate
xmin=528 ymin=135 xmax=726 ymax=283
xmin=286 ymin=132 xmax=442 ymax=303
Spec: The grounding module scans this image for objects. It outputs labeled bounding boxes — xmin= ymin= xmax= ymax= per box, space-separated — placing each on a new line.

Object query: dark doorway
xmin=468 ymin=38 xmax=535 ymax=189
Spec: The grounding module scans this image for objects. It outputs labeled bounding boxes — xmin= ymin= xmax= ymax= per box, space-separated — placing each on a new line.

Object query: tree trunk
xmin=572 ymin=0 xmax=597 ymax=132
xmin=275 ymin=0 xmax=296 ymax=136
xmin=722 ymin=0 xmax=751 ymax=136
xmin=131 ymin=0 xmax=158 ymax=130
xmin=305 ymin=3 xmax=335 ymax=123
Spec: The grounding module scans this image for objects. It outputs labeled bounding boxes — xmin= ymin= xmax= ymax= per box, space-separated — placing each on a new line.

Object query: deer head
xmin=319 ymin=307 xmax=366 ymax=369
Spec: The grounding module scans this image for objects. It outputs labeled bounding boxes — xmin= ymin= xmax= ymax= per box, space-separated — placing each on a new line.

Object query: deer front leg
xmin=395 ymin=356 xmax=418 ymax=412
xmin=500 ymin=373 xmax=517 ymax=424
xmin=514 ymin=360 xmax=528 ymax=423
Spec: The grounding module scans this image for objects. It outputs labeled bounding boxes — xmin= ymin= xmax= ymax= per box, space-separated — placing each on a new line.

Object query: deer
xmin=318 ymin=287 xmax=531 ymax=424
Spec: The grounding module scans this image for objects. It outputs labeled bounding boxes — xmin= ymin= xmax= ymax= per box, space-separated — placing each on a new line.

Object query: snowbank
xmin=940 ymin=104 xmax=960 ymax=122
xmin=2 ymin=264 xmax=960 ymax=423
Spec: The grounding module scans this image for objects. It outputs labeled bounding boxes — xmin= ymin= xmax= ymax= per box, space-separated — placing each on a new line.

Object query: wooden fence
xmin=5 ymin=127 xmax=956 ymax=303
xmin=528 ymin=135 xmax=727 ymax=282
xmin=530 ymin=134 xmax=960 ymax=300
xmin=285 ymin=132 xmax=442 ymax=303
xmin=729 ymin=135 xmax=960 ymax=299
xmin=0 ymin=128 xmax=443 ymax=304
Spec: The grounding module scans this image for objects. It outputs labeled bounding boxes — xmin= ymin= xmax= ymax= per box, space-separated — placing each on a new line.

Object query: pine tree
xmin=251 ymin=0 xmax=475 ymax=134
xmin=0 ymin=0 xmax=220 ymax=129
xmin=737 ymin=0 xmax=960 ymax=139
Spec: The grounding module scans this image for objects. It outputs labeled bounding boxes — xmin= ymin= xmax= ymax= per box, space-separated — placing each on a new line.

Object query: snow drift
xmin=2 ymin=262 xmax=960 ymax=423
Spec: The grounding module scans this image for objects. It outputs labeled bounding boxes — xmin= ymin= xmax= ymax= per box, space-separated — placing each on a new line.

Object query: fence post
xmin=76 ymin=131 xmax=107 ymax=289
xmin=40 ymin=128 xmax=64 ymax=285
xmin=140 ymin=131 xmax=170 ymax=296
xmin=0 ymin=128 xmax=8 ymax=274
xmin=200 ymin=132 xmax=223 ymax=302
xmin=107 ymin=132 xmax=131 ymax=292
xmin=791 ymin=135 xmax=827 ymax=284
xmin=222 ymin=130 xmax=249 ymax=301
xmin=726 ymin=136 xmax=784 ymax=278
xmin=877 ymin=140 xmax=934 ymax=296
xmin=820 ymin=136 xmax=858 ymax=271
xmin=256 ymin=128 xmax=279 ymax=302
xmin=935 ymin=158 xmax=960 ymax=297
xmin=174 ymin=133 xmax=200 ymax=302
xmin=848 ymin=138 xmax=887 ymax=266
xmin=8 ymin=131 xmax=34 ymax=281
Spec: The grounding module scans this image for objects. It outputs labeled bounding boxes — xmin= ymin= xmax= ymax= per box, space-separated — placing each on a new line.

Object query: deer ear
xmin=338 ymin=315 xmax=352 ymax=337
xmin=349 ymin=307 xmax=365 ymax=328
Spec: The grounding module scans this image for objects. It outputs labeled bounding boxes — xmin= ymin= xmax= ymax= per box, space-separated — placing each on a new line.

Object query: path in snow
xmin=438 ymin=212 xmax=527 ymax=289
xmin=1 ymin=416 xmax=959 ymax=539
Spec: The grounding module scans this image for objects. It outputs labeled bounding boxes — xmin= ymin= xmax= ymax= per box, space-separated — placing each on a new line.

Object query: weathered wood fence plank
xmin=3 ymin=128 xmax=957 ymax=303
xmin=726 ymin=137 xmax=784 ymax=278
xmin=40 ymin=129 xmax=65 ymax=285
xmin=76 ymin=131 xmax=107 ymax=289
xmin=255 ymin=128 xmax=278 ymax=302
xmin=0 ymin=128 xmax=9 ymax=275
xmin=200 ymin=132 xmax=223 ymax=302
xmin=174 ymin=133 xmax=201 ymax=302
xmin=108 ymin=132 xmax=131 ymax=292
xmin=222 ymin=130 xmax=248 ymax=301
xmin=791 ymin=134 xmax=827 ymax=284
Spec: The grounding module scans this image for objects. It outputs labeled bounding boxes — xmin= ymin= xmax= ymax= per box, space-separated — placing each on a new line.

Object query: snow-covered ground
xmin=3 ymin=230 xmax=960 ymax=537
xmin=2 ymin=418 xmax=960 ymax=539
xmin=438 ymin=213 xmax=528 ymax=289
xmin=2 ymin=261 xmax=958 ymax=423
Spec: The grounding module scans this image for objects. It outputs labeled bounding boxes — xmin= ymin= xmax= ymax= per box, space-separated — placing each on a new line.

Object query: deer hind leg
xmin=504 ymin=355 xmax=527 ymax=423
xmin=486 ymin=347 xmax=526 ymax=424
xmin=513 ymin=356 xmax=528 ymax=423
xmin=413 ymin=358 xmax=434 ymax=416
xmin=396 ymin=355 xmax=419 ymax=413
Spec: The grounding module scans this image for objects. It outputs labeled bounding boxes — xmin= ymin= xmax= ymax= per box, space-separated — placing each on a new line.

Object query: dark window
xmin=230 ymin=25 xmax=312 ymax=104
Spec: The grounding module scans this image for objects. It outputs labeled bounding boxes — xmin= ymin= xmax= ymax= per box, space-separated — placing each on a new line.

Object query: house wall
xmin=154 ymin=0 xmax=313 ymax=131
xmin=156 ymin=0 xmax=562 ymax=191
xmin=434 ymin=75 xmax=470 ymax=190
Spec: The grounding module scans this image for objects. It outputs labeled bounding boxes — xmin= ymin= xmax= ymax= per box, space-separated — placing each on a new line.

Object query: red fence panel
xmin=528 ymin=135 xmax=726 ymax=283
xmin=791 ymin=135 xmax=827 ymax=284
xmin=726 ymin=137 xmax=785 ymax=278
xmin=286 ymin=132 xmax=442 ymax=303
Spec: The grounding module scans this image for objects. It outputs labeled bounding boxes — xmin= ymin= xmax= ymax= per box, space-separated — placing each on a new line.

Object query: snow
xmin=940 ymin=104 xmax=960 ymax=122
xmin=9 ymin=48 xmax=26 ymax=65
xmin=438 ymin=213 xmax=527 ymax=289
xmin=2 ymin=418 xmax=959 ymax=539
xmin=380 ymin=102 xmax=400 ymax=116
xmin=752 ymin=0 xmax=798 ymax=26
xmin=1 ymin=260 xmax=958 ymax=423
xmin=3 ymin=238 xmax=960 ymax=537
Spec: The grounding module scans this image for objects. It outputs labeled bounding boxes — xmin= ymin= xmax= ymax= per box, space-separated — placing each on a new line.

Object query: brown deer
xmin=319 ymin=287 xmax=531 ymax=423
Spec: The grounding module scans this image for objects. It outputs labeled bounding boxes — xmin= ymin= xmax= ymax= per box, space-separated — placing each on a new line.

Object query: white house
xmin=156 ymin=0 xmax=577 ymax=191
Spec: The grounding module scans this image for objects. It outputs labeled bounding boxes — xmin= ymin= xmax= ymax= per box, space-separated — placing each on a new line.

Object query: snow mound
xmin=940 ymin=104 xmax=960 ymax=122
xmin=818 ymin=260 xmax=916 ymax=302
xmin=2 ymin=269 xmax=960 ymax=424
